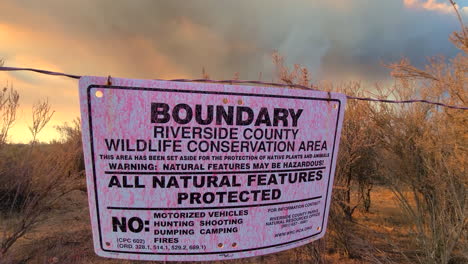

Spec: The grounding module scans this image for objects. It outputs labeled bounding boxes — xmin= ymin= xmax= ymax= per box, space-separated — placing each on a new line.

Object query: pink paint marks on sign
xmin=79 ymin=76 xmax=346 ymax=261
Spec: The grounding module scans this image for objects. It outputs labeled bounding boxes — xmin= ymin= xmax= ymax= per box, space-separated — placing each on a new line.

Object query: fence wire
xmin=0 ymin=66 xmax=466 ymax=110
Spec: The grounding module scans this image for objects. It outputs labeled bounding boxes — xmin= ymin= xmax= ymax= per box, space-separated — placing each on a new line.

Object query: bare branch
xmin=29 ymin=99 xmax=55 ymax=143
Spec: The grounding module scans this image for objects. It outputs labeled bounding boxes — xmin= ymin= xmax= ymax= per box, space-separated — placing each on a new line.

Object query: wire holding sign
xmin=79 ymin=76 xmax=345 ymax=261
xmin=1 ymin=66 xmax=467 ymax=110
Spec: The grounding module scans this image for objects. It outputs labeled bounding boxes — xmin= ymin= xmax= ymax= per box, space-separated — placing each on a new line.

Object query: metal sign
xmin=79 ymin=76 xmax=346 ymax=261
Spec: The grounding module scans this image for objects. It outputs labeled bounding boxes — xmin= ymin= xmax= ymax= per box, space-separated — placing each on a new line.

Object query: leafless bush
xmin=374 ymin=79 xmax=466 ymax=263
xmin=273 ymin=56 xmax=380 ymax=221
xmin=273 ymin=55 xmax=384 ymax=261
xmin=0 ymin=100 xmax=84 ymax=258
xmin=29 ymin=99 xmax=55 ymax=144
xmin=449 ymin=0 xmax=468 ymax=53
xmin=333 ymin=82 xmax=380 ymax=218
xmin=272 ymin=51 xmax=315 ymax=88
xmin=53 ymin=119 xmax=85 ymax=175
xmin=0 ymin=59 xmax=20 ymax=147
xmin=375 ymin=4 xmax=467 ymax=262
xmin=0 ymin=85 xmax=19 ymax=147
xmin=0 ymin=76 xmax=20 ymax=212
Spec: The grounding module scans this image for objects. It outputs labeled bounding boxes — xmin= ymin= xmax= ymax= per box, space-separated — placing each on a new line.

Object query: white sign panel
xmin=79 ymin=76 xmax=346 ymax=261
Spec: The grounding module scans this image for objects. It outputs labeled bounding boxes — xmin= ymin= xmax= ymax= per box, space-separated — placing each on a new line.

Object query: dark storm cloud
xmin=0 ymin=0 xmax=465 ymax=81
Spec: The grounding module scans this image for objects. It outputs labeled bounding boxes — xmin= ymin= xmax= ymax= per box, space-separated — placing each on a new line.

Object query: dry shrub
xmin=373 ymin=78 xmax=467 ymax=263
xmin=379 ymin=93 xmax=465 ymax=261
xmin=374 ymin=7 xmax=467 ymax=262
xmin=332 ymin=82 xmax=379 ymax=219
xmin=270 ymin=5 xmax=467 ymax=262
xmin=0 ymin=83 xmax=21 ymax=210
xmin=0 ymin=99 xmax=85 ymax=259
xmin=272 ymin=51 xmax=315 ymax=88
xmin=272 ymin=21 xmax=467 ymax=262
xmin=273 ymin=55 xmax=386 ymax=261
xmin=0 ymin=85 xmax=19 ymax=147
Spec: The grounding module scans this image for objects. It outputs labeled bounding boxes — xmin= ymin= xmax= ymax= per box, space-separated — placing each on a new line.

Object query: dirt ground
xmin=2 ymin=186 xmax=416 ymax=264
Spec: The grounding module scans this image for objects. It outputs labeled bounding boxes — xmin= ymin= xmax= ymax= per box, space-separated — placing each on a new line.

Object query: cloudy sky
xmin=0 ymin=0 xmax=467 ymax=143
